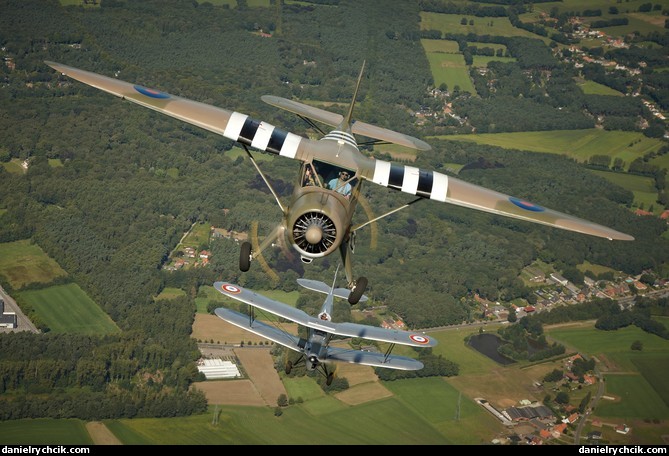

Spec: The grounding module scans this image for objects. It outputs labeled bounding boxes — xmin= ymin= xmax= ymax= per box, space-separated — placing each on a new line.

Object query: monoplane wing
xmin=214 ymin=306 xmax=302 ymax=352
xmin=262 ymin=95 xmax=432 ymax=151
xmin=364 ymin=162 xmax=635 ymax=241
xmin=45 ymin=61 xmax=304 ymax=159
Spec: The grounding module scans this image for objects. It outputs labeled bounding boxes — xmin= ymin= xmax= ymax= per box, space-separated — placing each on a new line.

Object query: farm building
xmin=197 ymin=358 xmax=241 ymax=379
xmin=0 ymin=298 xmax=17 ymax=329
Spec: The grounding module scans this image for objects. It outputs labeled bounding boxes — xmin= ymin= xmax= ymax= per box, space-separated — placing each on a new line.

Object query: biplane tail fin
xmin=297 ymin=278 xmax=368 ymax=303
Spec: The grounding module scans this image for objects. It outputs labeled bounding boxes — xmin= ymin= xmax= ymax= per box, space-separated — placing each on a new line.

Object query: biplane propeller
xmin=46 ymin=60 xmax=634 ymax=305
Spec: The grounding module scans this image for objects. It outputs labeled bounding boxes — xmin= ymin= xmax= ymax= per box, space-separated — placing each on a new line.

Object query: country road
xmin=0 ymin=285 xmax=39 ymax=334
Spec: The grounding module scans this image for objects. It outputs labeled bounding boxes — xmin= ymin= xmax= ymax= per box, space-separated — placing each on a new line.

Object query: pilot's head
xmin=339 ymin=171 xmax=349 ymax=179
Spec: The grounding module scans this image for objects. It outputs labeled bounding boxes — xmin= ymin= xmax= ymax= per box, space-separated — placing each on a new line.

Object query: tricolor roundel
xmin=134 ymin=85 xmax=170 ymax=99
xmin=409 ymin=334 xmax=430 ymax=345
xmin=221 ymin=284 xmax=241 ymax=294
xmin=509 ymin=197 xmax=545 ymax=212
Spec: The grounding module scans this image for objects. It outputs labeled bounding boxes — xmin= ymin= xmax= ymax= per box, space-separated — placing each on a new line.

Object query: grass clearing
xmin=420 ymin=12 xmax=551 ymax=44
xmin=0 ymin=240 xmax=68 ymax=289
xmin=19 ymin=283 xmax=119 ymax=335
xmin=590 ymin=170 xmax=662 ymax=213
xmin=0 ymin=419 xmax=93 ymax=445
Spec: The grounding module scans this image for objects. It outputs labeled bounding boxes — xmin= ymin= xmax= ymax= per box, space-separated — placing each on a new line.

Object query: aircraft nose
xmin=305 ymin=224 xmax=323 ymax=244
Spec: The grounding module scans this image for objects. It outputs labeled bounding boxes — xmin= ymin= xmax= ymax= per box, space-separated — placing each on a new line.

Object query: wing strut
xmin=383 ymin=343 xmax=398 ymax=364
xmin=352 ymin=197 xmax=422 ymax=233
xmin=242 ymin=144 xmax=286 ymax=214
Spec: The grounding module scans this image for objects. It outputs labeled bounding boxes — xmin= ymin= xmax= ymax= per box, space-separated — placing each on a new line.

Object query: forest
xmin=0 ymin=0 xmax=667 ymax=420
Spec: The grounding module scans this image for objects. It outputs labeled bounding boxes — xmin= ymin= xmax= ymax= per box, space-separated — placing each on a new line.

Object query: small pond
xmin=467 ymin=333 xmax=516 ymax=366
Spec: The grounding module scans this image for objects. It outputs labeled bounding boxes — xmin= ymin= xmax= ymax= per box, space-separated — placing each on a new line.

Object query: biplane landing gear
xmin=239 ymin=241 xmax=252 ymax=272
xmin=348 ymin=276 xmax=368 ymax=305
xmin=326 ymin=372 xmax=334 ymax=386
xmin=285 ymin=360 xmax=293 ymax=375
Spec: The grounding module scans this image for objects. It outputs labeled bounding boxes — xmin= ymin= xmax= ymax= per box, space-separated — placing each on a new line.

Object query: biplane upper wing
xmin=45 ymin=61 xmax=305 ymax=160
xmin=214 ymin=281 xmax=436 ymax=348
xmin=214 ymin=282 xmax=313 ymax=325
xmin=262 ymin=95 xmax=432 ymax=151
xmin=214 ymin=306 xmax=302 ymax=352
xmin=215 ymin=306 xmax=425 ymax=370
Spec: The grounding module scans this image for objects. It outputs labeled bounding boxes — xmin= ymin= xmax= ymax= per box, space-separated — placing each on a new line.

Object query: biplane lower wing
xmin=214 ymin=281 xmax=436 ymax=348
xmin=214 ymin=307 xmax=425 ymax=370
xmin=214 ymin=306 xmax=302 ymax=352
xmin=325 ymin=346 xmax=424 ymax=370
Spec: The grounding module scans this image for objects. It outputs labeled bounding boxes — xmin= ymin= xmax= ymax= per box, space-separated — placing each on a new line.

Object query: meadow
xmin=419 ymin=12 xmax=551 ymax=45
xmin=431 ymin=129 xmax=665 ymax=170
xmin=19 ymin=283 xmax=120 ymax=335
xmin=0 ymin=239 xmax=68 ymax=289
xmin=591 ymin=170 xmax=660 ymax=213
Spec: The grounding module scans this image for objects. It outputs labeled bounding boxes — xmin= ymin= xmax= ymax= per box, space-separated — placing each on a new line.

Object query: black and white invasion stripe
xmin=322 ymin=130 xmax=358 ymax=149
xmin=223 ymin=112 xmax=301 ymax=158
xmin=372 ymin=161 xmax=448 ymax=202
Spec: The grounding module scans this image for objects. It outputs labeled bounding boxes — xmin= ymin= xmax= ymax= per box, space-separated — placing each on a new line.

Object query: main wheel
xmin=326 ymin=372 xmax=334 ymax=386
xmin=239 ymin=241 xmax=252 ymax=272
xmin=285 ymin=361 xmax=293 ymax=375
xmin=348 ymin=276 xmax=368 ymax=305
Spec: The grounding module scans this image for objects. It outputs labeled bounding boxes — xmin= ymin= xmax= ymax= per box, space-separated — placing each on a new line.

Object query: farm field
xmin=18 ymin=283 xmax=119 ymax=335
xmin=430 ymin=129 xmax=664 ymax=170
xmin=590 ymin=170 xmax=661 ymax=213
xmin=419 ymin=12 xmax=551 ymax=44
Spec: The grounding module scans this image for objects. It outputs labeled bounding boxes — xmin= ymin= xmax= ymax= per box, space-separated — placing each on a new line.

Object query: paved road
xmin=0 ymin=285 xmax=39 ymax=334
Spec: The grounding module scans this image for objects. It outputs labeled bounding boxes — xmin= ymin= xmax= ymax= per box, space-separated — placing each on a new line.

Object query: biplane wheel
xmin=326 ymin=373 xmax=334 ymax=386
xmin=239 ymin=241 xmax=252 ymax=272
xmin=348 ymin=276 xmax=368 ymax=305
xmin=285 ymin=361 xmax=293 ymax=375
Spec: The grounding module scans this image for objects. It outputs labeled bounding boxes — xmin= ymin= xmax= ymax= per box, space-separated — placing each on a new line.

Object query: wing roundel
xmin=368 ymin=159 xmax=634 ymax=242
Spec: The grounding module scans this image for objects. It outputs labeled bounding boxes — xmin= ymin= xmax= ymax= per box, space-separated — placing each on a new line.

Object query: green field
xmin=431 ymin=129 xmax=665 ymax=170
xmin=19 ymin=283 xmax=119 ymax=335
xmin=425 ymin=51 xmax=476 ymax=94
xmin=522 ymin=0 xmax=669 ymax=36
xmin=0 ymin=419 xmax=93 ymax=445
xmin=420 ymin=12 xmax=551 ymax=44
xmin=590 ymin=170 xmax=662 ymax=213
xmin=0 ymin=239 xmax=68 ymax=289
xmin=547 ymin=320 xmax=669 ymax=420
xmin=156 ymin=287 xmax=187 ymax=301
xmin=577 ymin=79 xmax=624 ymax=96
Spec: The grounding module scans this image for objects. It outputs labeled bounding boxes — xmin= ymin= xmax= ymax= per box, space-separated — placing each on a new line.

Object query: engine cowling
xmin=287 ymin=189 xmax=348 ymax=261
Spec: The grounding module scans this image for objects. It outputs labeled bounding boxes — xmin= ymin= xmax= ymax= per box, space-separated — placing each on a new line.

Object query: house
xmin=587 ymin=431 xmax=602 ymax=440
xmin=562 ymin=412 xmax=579 ymax=424
xmin=615 ymin=424 xmax=630 ymax=434
xmin=550 ymin=273 xmax=568 ymax=286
